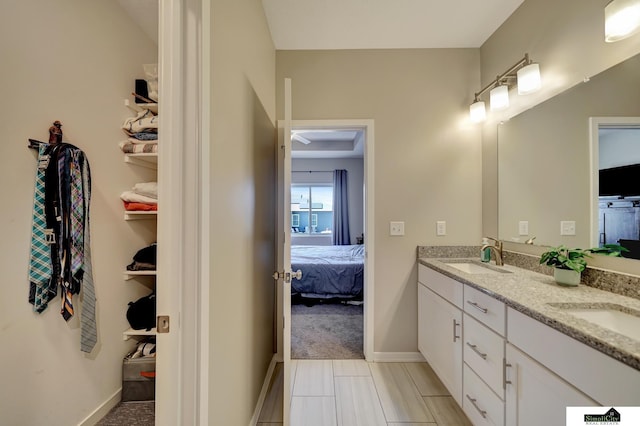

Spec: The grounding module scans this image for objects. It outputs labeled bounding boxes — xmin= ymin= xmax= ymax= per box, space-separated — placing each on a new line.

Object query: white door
xmin=275 ymin=77 xmax=294 ymax=426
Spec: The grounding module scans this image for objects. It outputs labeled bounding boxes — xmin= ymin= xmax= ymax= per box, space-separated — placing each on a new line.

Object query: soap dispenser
xmin=481 ymin=237 xmax=491 ymax=263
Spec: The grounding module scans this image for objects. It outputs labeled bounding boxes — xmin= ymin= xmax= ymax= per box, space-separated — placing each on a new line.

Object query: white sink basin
xmin=445 ymin=262 xmax=507 ymax=275
xmin=551 ymin=304 xmax=640 ymax=341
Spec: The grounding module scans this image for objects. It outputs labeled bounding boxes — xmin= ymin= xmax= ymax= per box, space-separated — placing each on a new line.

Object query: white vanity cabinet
xmin=505 ymin=307 xmax=640 ymax=424
xmin=418 ymin=261 xmax=640 ymax=426
xmin=461 ymin=285 xmax=506 ymax=426
xmin=505 ymin=343 xmax=596 ymax=426
xmin=418 ymin=264 xmax=463 ymax=405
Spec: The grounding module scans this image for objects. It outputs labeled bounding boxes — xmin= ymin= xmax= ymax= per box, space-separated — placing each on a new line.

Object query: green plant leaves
xmin=539 ymin=245 xmax=589 ymax=273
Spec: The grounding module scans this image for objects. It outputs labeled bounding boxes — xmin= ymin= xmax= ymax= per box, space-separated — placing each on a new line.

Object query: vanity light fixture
xmin=469 ymin=98 xmax=487 ymax=123
xmin=469 ymin=53 xmax=541 ymax=122
xmin=517 ymin=62 xmax=541 ymax=94
xmin=490 ymin=84 xmax=509 ymax=111
xmin=605 ymin=0 xmax=640 ymax=42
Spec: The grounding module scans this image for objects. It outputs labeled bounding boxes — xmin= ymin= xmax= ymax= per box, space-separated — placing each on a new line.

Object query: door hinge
xmin=157 ymin=315 xmax=170 ymax=333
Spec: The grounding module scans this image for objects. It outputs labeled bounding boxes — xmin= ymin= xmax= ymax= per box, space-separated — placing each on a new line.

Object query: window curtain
xmin=332 ymin=169 xmax=351 ymax=245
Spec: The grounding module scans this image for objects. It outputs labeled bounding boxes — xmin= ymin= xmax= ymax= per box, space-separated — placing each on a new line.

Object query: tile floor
xmin=257 ymin=360 xmax=472 ymax=426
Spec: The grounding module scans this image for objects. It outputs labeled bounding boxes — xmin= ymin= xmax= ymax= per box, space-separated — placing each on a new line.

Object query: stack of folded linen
xmin=120 ymin=108 xmax=158 ymax=154
xmin=120 ymin=181 xmax=158 ymax=211
xmin=119 ymin=139 xmax=157 ymax=154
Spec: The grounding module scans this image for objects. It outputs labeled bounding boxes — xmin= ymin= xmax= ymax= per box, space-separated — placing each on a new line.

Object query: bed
xmin=290 ymin=244 xmax=365 ymax=299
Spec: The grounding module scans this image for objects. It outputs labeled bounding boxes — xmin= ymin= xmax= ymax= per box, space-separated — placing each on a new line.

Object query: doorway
xmin=279 ymin=119 xmax=375 ymax=362
xmin=290 ymin=127 xmax=365 ymax=359
xmin=590 ymin=117 xmax=640 ymax=259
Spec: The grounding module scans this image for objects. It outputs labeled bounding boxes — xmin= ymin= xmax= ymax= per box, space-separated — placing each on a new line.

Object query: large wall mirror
xmin=498 ymin=52 xmax=640 ymax=260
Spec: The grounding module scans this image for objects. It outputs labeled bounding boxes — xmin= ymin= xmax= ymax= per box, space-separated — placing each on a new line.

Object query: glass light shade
xmin=490 ymin=85 xmax=509 ymax=111
xmin=517 ymin=63 xmax=541 ymax=95
xmin=605 ymin=0 xmax=640 ymax=42
xmin=469 ymin=100 xmax=486 ymax=123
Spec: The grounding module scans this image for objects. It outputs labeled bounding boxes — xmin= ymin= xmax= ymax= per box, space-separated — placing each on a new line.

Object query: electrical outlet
xmin=519 ymin=221 xmax=529 ymax=236
xmin=436 ymin=221 xmax=446 ymax=236
xmin=390 ymin=221 xmax=404 ymax=236
xmin=560 ymin=220 xmax=576 ymax=236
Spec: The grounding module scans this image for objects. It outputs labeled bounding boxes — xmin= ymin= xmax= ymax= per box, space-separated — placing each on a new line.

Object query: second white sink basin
xmin=445 ymin=262 xmax=508 ymax=275
xmin=550 ymin=303 xmax=640 ymax=342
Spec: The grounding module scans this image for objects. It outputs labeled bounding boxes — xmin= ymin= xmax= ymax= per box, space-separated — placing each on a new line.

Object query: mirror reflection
xmin=498 ymin=52 xmax=640 ymax=258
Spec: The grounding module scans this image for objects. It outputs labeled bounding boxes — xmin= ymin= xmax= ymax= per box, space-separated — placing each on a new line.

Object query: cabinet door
xmin=418 ymin=283 xmax=463 ymax=405
xmin=505 ymin=344 xmax=597 ymax=426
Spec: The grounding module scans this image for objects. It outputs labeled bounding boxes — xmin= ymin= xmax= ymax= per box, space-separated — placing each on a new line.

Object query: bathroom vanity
xmin=417 ymin=256 xmax=640 ymax=426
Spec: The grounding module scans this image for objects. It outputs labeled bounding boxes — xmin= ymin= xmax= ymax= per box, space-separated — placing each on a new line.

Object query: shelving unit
xmin=123 ymin=270 xmax=157 ymax=280
xmin=121 ymin=95 xmax=159 ymax=342
xmin=124 ymin=153 xmax=157 ymax=170
xmin=123 ymin=327 xmax=156 ymax=341
xmin=124 ymin=210 xmax=158 ymax=221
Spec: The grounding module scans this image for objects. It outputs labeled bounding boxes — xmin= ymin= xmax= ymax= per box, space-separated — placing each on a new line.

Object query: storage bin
xmin=122 ymin=354 xmax=156 ymax=401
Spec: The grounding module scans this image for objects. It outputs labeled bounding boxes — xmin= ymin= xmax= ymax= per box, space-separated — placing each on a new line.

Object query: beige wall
xmin=210 ymin=0 xmax=276 ymax=423
xmin=277 ymin=49 xmax=483 ymax=352
xmin=480 ymin=0 xmax=640 ymax=273
xmin=0 ymin=1 xmax=158 ymax=424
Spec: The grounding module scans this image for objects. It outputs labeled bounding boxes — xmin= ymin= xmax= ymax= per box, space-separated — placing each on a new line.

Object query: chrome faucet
xmin=481 ymin=237 xmax=504 ymax=266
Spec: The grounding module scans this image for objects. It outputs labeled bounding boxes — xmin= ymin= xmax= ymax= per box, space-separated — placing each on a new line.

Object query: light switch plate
xmin=390 ymin=221 xmax=404 ymax=236
xmin=519 ymin=221 xmax=529 ymax=236
xmin=560 ymin=220 xmax=576 ymax=236
xmin=436 ymin=221 xmax=446 ymax=236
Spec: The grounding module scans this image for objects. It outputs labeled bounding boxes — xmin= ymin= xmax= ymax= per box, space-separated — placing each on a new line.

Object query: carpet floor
xmin=291 ymin=301 xmax=364 ymax=359
xmin=97 ymin=401 xmax=154 ymax=425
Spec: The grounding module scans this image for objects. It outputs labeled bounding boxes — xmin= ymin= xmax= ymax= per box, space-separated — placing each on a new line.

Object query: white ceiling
xmin=292 ymin=129 xmax=365 ymax=159
xmin=261 ymin=0 xmax=525 ymax=50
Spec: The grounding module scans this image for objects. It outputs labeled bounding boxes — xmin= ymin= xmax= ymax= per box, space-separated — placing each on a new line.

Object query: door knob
xmin=272 ymin=269 xmax=303 ymax=282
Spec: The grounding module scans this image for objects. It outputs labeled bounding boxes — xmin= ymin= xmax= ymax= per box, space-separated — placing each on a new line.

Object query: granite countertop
xmin=418 ymin=257 xmax=640 ymax=371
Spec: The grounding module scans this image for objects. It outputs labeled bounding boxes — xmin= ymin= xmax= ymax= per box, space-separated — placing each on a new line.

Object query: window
xmin=291 ymin=185 xmax=333 ymax=234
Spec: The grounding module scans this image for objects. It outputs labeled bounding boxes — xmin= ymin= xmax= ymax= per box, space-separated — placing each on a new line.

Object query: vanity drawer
xmin=464 ymin=284 xmax=505 ymax=335
xmin=463 ymin=313 xmax=505 ymax=397
xmin=463 ymin=363 xmax=504 ymax=426
xmin=418 ymin=264 xmax=463 ymax=308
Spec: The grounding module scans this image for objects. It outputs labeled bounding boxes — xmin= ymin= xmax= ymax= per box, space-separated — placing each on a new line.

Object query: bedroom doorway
xmin=288 ymin=120 xmax=374 ymax=361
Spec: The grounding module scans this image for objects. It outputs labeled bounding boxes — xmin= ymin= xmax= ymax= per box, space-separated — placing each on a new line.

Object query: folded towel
xmin=122 ymin=109 xmax=158 ymax=135
xmin=127 ymin=137 xmax=158 ymax=145
xmin=133 ymin=182 xmax=158 ymax=199
xmin=119 ymin=141 xmax=158 ymax=154
xmin=120 ymin=190 xmax=157 ymax=205
xmin=124 ymin=201 xmax=158 ymax=211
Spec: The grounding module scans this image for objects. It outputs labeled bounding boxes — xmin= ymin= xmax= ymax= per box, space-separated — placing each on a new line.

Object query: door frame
xmin=157 ymin=0 xmax=209 ymax=424
xmin=589 ymin=117 xmax=640 ymax=249
xmin=277 ymin=119 xmax=375 ymax=361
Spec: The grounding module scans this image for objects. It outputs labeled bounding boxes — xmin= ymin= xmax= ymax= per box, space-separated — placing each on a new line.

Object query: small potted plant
xmin=540 ymin=244 xmax=628 ymax=286
xmin=539 ymin=245 xmax=589 ymax=286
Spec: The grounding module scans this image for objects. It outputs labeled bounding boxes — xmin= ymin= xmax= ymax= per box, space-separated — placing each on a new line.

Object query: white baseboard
xmin=372 ymin=351 xmax=425 ymax=362
xmin=78 ymin=388 xmax=121 ymax=426
xmin=248 ymin=354 xmax=278 ymax=426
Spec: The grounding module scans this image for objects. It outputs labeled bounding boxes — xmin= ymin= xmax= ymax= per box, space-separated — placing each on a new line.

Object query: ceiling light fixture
xmin=291 ymin=132 xmax=312 ymax=145
xmin=605 ymin=0 xmax=640 ymax=42
xmin=469 ymin=53 xmax=541 ymax=123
